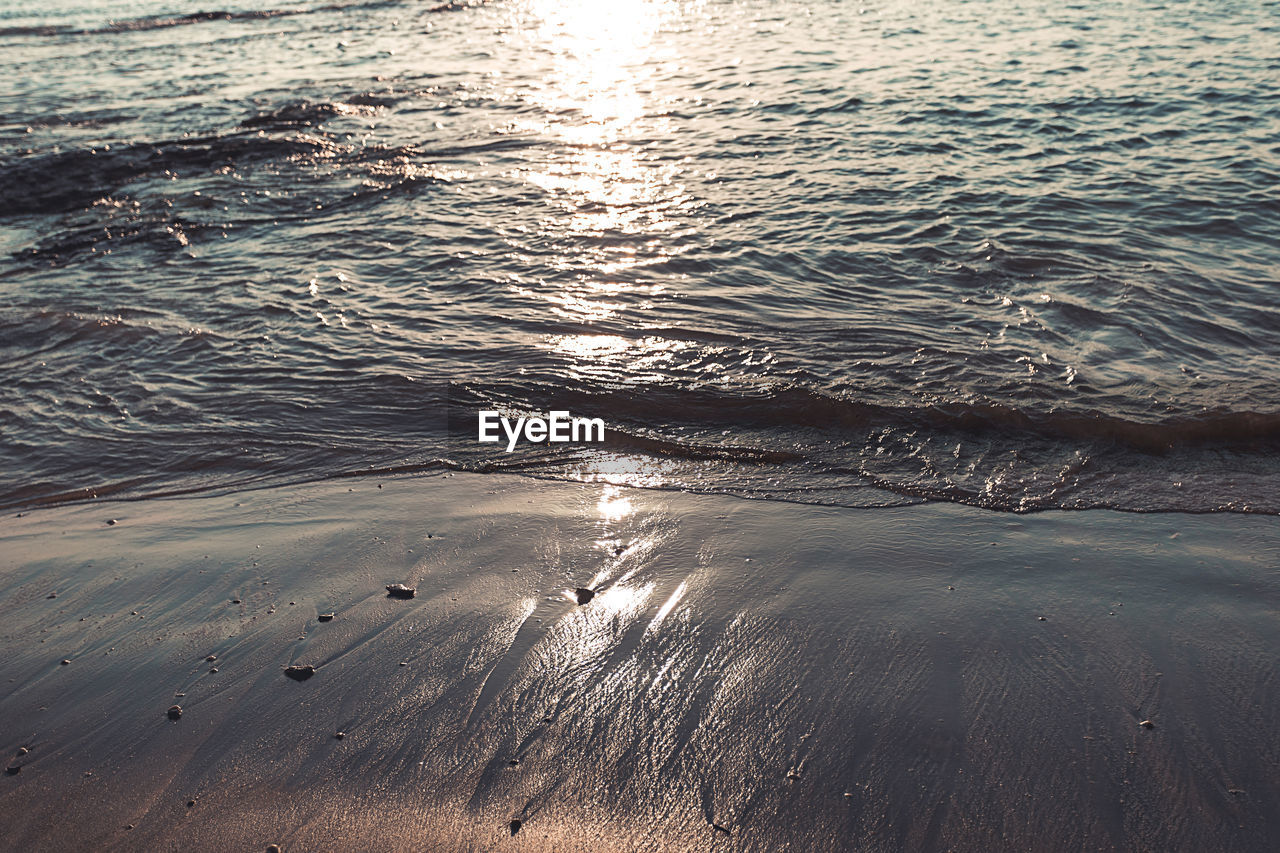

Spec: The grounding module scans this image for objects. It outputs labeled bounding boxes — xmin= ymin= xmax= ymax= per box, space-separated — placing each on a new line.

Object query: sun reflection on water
xmin=501 ymin=1 xmax=704 ymax=492
xmin=542 ymin=333 xmax=687 ymax=382
xmin=525 ymin=0 xmax=664 ymax=130
xmin=507 ymin=0 xmax=690 ymax=342
xmin=597 ymin=484 xmax=634 ymax=522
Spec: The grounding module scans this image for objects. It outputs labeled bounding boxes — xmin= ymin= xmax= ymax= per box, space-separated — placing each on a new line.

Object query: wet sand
xmin=0 ymin=473 xmax=1276 ymax=851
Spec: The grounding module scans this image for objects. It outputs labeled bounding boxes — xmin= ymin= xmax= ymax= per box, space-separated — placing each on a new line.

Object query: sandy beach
xmin=1 ymin=473 xmax=1276 ymax=851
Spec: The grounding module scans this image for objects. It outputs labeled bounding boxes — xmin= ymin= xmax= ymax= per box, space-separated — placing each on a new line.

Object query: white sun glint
xmin=527 ymin=0 xmax=662 ymax=131
xmin=597 ymin=485 xmax=633 ymax=522
xmin=508 ymin=0 xmax=686 ymax=325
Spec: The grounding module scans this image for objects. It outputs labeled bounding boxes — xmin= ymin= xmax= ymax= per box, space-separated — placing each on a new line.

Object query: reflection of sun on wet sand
xmin=0 ymin=474 xmax=1276 ymax=850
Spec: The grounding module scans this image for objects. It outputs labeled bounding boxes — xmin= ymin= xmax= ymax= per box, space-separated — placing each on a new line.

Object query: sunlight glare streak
xmin=647 ymin=580 xmax=688 ymax=633
xmin=597 ymin=485 xmax=634 ymax=522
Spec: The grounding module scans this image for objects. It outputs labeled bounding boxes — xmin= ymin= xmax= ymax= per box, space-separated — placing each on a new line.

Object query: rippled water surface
xmin=2 ymin=0 xmax=1279 ymax=512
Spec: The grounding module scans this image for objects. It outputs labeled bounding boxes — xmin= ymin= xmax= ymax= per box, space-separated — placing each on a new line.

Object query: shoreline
xmin=1 ymin=472 xmax=1277 ymax=851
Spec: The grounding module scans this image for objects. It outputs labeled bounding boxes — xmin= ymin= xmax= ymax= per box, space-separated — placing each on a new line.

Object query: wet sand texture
xmin=1 ymin=474 xmax=1277 ymax=851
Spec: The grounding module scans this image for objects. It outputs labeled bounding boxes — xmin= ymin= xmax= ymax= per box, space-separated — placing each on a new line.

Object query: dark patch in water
xmin=0 ymin=0 xmax=497 ymax=39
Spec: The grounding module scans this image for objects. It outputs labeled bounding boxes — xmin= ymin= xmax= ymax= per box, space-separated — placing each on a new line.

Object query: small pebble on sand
xmin=167 ymin=705 xmax=183 ymax=720
xmin=61 ymin=659 xmax=70 ymax=665
xmin=1139 ymin=719 xmax=1154 ymax=728
xmin=334 ymin=732 xmax=345 ymax=740
xmin=509 ymin=819 xmax=522 ymax=836
xmin=205 ymin=655 xmax=217 ymax=662
xmin=386 ymin=584 xmax=416 ymax=599
xmin=573 ymin=587 xmax=595 ymax=605
xmin=318 ymin=613 xmax=335 ymax=622
xmin=284 ymin=664 xmax=315 ymax=681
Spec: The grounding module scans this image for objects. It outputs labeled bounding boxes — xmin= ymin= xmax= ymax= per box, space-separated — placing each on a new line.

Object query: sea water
xmin=2 ymin=0 xmax=1278 ymax=513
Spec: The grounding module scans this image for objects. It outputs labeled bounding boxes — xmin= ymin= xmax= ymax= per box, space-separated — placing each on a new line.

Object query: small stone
xmin=61 ymin=659 xmax=70 ymax=665
xmin=126 ymin=824 xmax=134 ymax=830
xmin=232 ymin=599 xmax=241 ymax=605
xmin=210 ymin=668 xmax=219 ymax=673
xmin=334 ymin=732 xmax=345 ymax=740
xmin=1037 ymin=616 xmax=1047 ymax=621
xmin=16 ymin=748 xmax=29 ymax=756
xmin=106 ymin=519 xmax=117 ymax=526
xmin=267 ymin=846 xmax=281 ymax=853
xmin=508 ymin=759 xmax=519 ymax=766
xmin=946 ymin=585 xmax=955 ymax=590
xmin=5 ymin=766 xmax=20 ymax=775
xmin=47 ymin=593 xmax=57 ymax=599
xmin=205 ymin=655 xmax=217 ymax=662
xmin=786 ymin=771 xmax=800 ymax=780
xmin=284 ymin=664 xmax=315 ymax=681
xmin=187 ymin=799 xmax=196 ymax=808
xmin=712 ymin=823 xmax=731 ymax=835
xmin=318 ymin=613 xmax=335 ymax=622
xmin=167 ymin=705 xmax=183 ymax=720
xmin=509 ymin=819 xmax=522 ymax=836
xmin=399 ymin=661 xmax=408 ymax=667
xmin=573 ymin=587 xmax=595 ymax=605
xmin=1139 ymin=719 xmax=1154 ymax=728
xmin=386 ymin=584 xmax=416 ymax=599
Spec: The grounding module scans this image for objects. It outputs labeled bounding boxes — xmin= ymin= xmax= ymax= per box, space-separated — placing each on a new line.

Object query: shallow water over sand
xmin=2 ymin=0 xmax=1279 ymax=513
